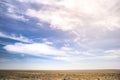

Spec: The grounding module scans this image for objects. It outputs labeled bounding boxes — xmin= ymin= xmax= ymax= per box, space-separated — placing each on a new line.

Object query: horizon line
xmin=0 ymin=69 xmax=120 ymax=71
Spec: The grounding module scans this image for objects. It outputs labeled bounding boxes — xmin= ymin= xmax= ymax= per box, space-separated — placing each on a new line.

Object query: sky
xmin=0 ymin=0 xmax=120 ymax=70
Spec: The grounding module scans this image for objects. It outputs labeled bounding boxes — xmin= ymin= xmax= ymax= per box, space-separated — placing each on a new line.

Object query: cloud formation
xmin=6 ymin=13 xmax=29 ymax=22
xmin=3 ymin=43 xmax=66 ymax=56
xmin=0 ymin=32 xmax=32 ymax=43
xmin=1 ymin=0 xmax=120 ymax=68
xmin=3 ymin=42 xmax=120 ymax=62
xmin=18 ymin=0 xmax=120 ymax=50
xmin=24 ymin=0 xmax=120 ymax=31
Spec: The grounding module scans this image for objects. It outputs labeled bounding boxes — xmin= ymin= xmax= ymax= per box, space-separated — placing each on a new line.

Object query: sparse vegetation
xmin=0 ymin=70 xmax=120 ymax=80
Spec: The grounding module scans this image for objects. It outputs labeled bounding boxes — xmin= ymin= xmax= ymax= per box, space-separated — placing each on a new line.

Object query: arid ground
xmin=0 ymin=70 xmax=120 ymax=80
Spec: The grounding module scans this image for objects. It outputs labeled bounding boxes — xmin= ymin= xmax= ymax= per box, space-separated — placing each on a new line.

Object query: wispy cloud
xmin=24 ymin=0 xmax=120 ymax=31
xmin=6 ymin=13 xmax=29 ymax=22
xmin=21 ymin=0 xmax=120 ymax=50
xmin=1 ymin=0 xmax=120 ymax=69
xmin=2 ymin=42 xmax=82 ymax=62
xmin=2 ymin=0 xmax=29 ymax=22
xmin=3 ymin=42 xmax=68 ymax=58
xmin=0 ymin=32 xmax=32 ymax=43
xmin=3 ymin=42 xmax=120 ymax=62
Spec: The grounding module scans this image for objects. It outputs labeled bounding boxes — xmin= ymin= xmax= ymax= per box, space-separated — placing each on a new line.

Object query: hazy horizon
xmin=1 ymin=68 xmax=120 ymax=70
xmin=0 ymin=0 xmax=120 ymax=70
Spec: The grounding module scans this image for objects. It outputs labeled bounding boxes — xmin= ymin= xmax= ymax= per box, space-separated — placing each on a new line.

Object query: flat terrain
xmin=0 ymin=70 xmax=120 ymax=80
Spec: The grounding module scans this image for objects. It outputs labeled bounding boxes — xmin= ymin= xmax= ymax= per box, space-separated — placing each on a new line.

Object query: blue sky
xmin=0 ymin=0 xmax=120 ymax=70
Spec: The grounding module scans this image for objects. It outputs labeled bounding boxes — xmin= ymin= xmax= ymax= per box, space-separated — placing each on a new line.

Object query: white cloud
xmin=2 ymin=0 xmax=120 ymax=62
xmin=25 ymin=0 xmax=120 ymax=31
xmin=3 ymin=42 xmax=91 ymax=61
xmin=23 ymin=0 xmax=120 ymax=50
xmin=105 ymin=49 xmax=120 ymax=57
xmin=4 ymin=0 xmax=117 ymax=48
xmin=3 ymin=1 xmax=29 ymax=22
xmin=18 ymin=0 xmax=59 ymax=5
xmin=0 ymin=32 xmax=32 ymax=43
xmin=3 ymin=43 xmax=68 ymax=57
xmin=42 ymin=38 xmax=53 ymax=45
xmin=3 ymin=42 xmax=120 ymax=61
xmin=7 ymin=13 xmax=29 ymax=22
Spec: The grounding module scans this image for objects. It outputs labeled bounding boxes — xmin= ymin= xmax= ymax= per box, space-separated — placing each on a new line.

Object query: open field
xmin=0 ymin=70 xmax=120 ymax=80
